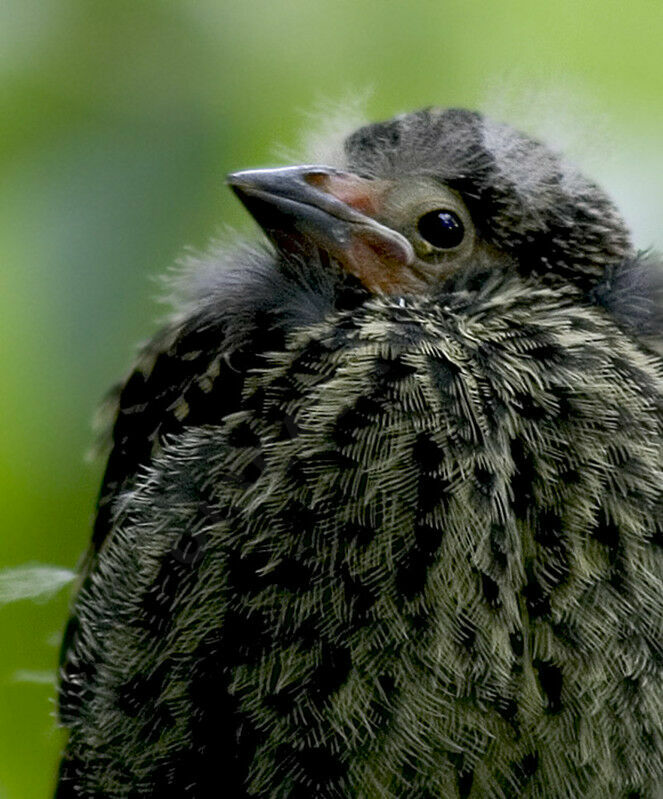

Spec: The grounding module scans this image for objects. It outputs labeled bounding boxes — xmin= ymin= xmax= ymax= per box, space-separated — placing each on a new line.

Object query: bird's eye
xmin=417 ymin=209 xmax=465 ymax=249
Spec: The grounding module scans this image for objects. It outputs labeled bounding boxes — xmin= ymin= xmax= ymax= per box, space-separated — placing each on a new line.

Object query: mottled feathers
xmin=57 ymin=108 xmax=663 ymax=798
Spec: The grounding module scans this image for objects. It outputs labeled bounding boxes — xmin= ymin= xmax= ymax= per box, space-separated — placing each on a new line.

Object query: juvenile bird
xmin=56 ymin=108 xmax=663 ymax=798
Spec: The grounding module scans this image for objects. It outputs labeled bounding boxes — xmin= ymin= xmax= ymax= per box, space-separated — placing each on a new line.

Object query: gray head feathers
xmin=165 ymin=108 xmax=659 ymax=353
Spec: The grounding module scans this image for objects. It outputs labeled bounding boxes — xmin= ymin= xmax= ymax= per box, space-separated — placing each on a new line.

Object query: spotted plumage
xmin=57 ymin=108 xmax=663 ymax=797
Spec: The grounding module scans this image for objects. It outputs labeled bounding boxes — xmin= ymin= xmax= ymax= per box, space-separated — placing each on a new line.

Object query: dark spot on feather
xmin=239 ymin=452 xmax=265 ymax=485
xmin=333 ymin=397 xmax=381 ymax=446
xmin=593 ymin=514 xmax=620 ymax=564
xmin=264 ymin=684 xmax=299 ymax=716
xmin=395 ymin=546 xmax=432 ymax=599
xmin=515 ymin=392 xmax=548 ymax=422
xmin=489 ymin=523 xmax=510 ymax=572
xmin=143 ymin=352 xmax=188 ymax=400
xmin=285 ymin=454 xmax=307 ymax=484
xmin=288 ymin=499 xmax=320 ymax=536
xmin=377 ymin=673 xmax=395 ymax=698
xmin=149 ymin=755 xmax=189 ymax=797
xmin=418 ymin=472 xmax=452 ymax=514
xmin=373 ymin=355 xmax=417 ymax=384
xmin=302 ymin=335 xmax=333 ymax=358
xmin=447 ymin=751 xmax=475 ymax=799
xmin=535 ymin=659 xmax=563 ymax=714
xmin=187 ymin=628 xmax=258 ymax=793
xmin=334 ymin=275 xmax=370 ymax=311
xmin=287 ymin=616 xmax=319 ymax=650
xmin=428 ymin=355 xmax=460 ymax=393
xmin=569 ymin=315 xmax=601 ymax=333
xmin=523 ymin=575 xmax=551 ymax=619
xmin=517 ymin=752 xmax=539 ymax=781
xmin=295 ymin=745 xmax=348 ymax=786
xmin=550 ymin=618 xmax=582 ymax=651
xmin=510 ymin=438 xmax=536 ymax=518
xmin=480 ymin=572 xmax=500 ymax=607
xmin=139 ymin=549 xmax=198 ymax=636
xmin=326 ymin=330 xmax=362 ymax=359
xmin=413 ymin=521 xmax=443 ymax=558
xmin=555 ymin=391 xmax=578 ymax=423
xmin=413 ymin=432 xmax=444 ymax=470
xmin=172 ymin=530 xmax=208 ymax=567
xmin=142 ymin=699 xmax=176 ymax=743
xmin=152 ymin=747 xmax=238 ymax=798
xmin=263 ymin=558 xmax=312 ymax=591
xmin=485 ymin=394 xmax=509 ymax=428
xmin=341 ymin=567 xmax=378 ymax=620
xmin=276 ymin=413 xmax=301 ymax=441
xmin=222 ymin=611 xmax=271 ymax=664
xmin=651 ymin=521 xmax=663 ymax=548
xmin=495 ymin=695 xmax=518 ymax=724
xmin=457 ymin=767 xmax=474 ymax=798
xmin=608 ymin=548 xmax=628 ymax=592
xmin=55 ymin=756 xmax=86 ymax=798
xmin=290 ymin=343 xmax=327 ymax=375
xmin=267 ymin=374 xmax=299 ymax=399
xmin=227 ymin=549 xmax=271 ymax=593
xmin=184 ymin=377 xmax=236 ymax=426
xmin=341 ymin=521 xmax=374 ymax=548
xmin=115 ymin=662 xmax=170 ymax=717
xmin=622 ymin=675 xmax=641 ymax=702
xmin=527 ymin=341 xmax=565 ymax=365
xmin=243 ymin=385 xmax=266 ymax=413
xmin=510 ymin=631 xmax=524 ymax=658
xmin=475 ymin=340 xmax=498 ymax=363
xmin=272 ymin=746 xmax=297 ymax=787
xmin=386 ymin=320 xmax=425 ymax=346
xmin=535 ymin=512 xmax=563 ymax=548
xmin=311 ymin=645 xmax=352 ymax=701
xmin=409 ymin=608 xmax=430 ymax=635
xmin=474 ymin=464 xmax=497 ymax=496
xmin=356 ymin=395 xmax=384 ymax=416
xmin=559 ymin=464 xmax=580 ymax=487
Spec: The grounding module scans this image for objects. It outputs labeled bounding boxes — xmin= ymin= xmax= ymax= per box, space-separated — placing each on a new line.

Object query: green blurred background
xmin=1 ymin=0 xmax=661 ymax=795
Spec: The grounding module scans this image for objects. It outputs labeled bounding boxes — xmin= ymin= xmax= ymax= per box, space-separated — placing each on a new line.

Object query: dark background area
xmin=1 ymin=1 xmax=661 ymax=795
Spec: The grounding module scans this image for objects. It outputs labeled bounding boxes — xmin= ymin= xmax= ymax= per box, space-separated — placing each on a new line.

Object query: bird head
xmin=228 ymin=108 xmax=633 ymax=296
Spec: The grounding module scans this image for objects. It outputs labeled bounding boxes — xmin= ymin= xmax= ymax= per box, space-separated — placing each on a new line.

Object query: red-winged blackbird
xmin=57 ymin=108 xmax=663 ymax=798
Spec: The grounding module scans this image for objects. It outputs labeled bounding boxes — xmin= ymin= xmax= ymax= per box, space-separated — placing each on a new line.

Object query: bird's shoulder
xmin=91 ymin=314 xmax=261 ymax=551
xmin=88 ymin=242 xmax=340 ymax=556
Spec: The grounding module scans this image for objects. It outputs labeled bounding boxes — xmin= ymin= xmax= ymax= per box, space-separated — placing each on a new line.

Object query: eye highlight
xmin=417 ymin=209 xmax=465 ymax=249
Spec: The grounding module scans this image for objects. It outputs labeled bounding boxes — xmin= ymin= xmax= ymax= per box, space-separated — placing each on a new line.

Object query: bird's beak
xmin=227 ymin=165 xmax=415 ymax=292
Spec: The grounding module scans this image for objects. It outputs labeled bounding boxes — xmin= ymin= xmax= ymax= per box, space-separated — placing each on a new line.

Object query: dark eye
xmin=417 ymin=209 xmax=465 ymax=249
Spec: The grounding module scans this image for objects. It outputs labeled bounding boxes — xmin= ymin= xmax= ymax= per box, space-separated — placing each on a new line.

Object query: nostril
xmin=302 ymin=170 xmax=389 ymax=218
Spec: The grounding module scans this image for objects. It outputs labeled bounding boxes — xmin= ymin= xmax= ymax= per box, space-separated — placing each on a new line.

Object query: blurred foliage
xmin=0 ymin=0 xmax=661 ymax=795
